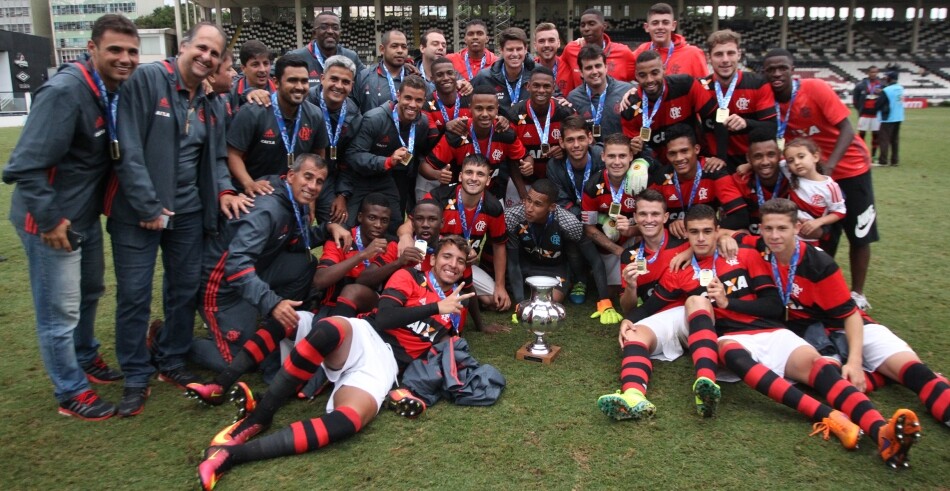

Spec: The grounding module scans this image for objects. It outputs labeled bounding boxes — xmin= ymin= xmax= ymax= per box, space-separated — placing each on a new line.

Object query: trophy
xmin=515 ymin=276 xmax=566 ymax=364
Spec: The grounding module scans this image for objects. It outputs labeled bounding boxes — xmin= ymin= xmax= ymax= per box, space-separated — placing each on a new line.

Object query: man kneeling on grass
xmin=196 ymin=236 xmax=496 ymax=489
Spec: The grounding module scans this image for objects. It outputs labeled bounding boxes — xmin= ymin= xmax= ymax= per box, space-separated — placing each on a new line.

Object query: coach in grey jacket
xmin=2 ymin=14 xmax=139 ymax=421
xmin=107 ymin=22 xmax=249 ymax=417
xmin=284 ymin=10 xmax=365 ymax=89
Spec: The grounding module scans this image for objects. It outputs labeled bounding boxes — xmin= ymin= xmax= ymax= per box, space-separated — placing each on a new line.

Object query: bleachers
xmin=836 ymin=60 xmax=950 ymax=98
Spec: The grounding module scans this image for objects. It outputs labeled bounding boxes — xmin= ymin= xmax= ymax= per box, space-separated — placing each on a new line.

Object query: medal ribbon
xmin=383 ymin=64 xmax=405 ymax=102
xmin=427 ymin=270 xmax=461 ymax=332
xmin=526 ymin=211 xmax=555 ymax=250
xmin=283 ymin=180 xmax=311 ymax=250
xmin=691 ymin=248 xmax=719 ymax=280
xmin=320 ymin=95 xmax=346 ymax=154
xmin=754 ymin=173 xmax=785 ymax=206
xmin=714 ymin=73 xmax=739 ymax=112
xmin=637 ymin=230 xmax=667 ymax=265
xmin=671 ymin=162 xmax=703 ymax=211
xmin=586 ymin=82 xmax=608 ymax=126
xmin=639 ymin=86 xmax=664 ymax=130
xmin=271 ymin=91 xmax=302 ymax=160
xmin=469 ymin=122 xmax=494 ymax=156
xmin=527 ymin=100 xmax=553 ymax=148
xmin=650 ymin=41 xmax=675 ymax=69
xmin=565 ymin=155 xmax=592 ymax=203
xmin=391 ymin=105 xmax=416 ymax=152
xmin=464 ymin=50 xmax=487 ymax=80
xmin=775 ymin=79 xmax=799 ymax=140
xmin=90 ymin=68 xmax=119 ymax=146
xmin=309 ymin=41 xmax=326 ymax=70
xmin=353 ymin=226 xmax=371 ymax=267
xmin=504 ymin=67 xmax=524 ymax=103
xmin=770 ymin=239 xmax=801 ymax=307
xmin=607 ymin=170 xmax=627 ymax=205
xmin=456 ymin=186 xmax=484 ymax=240
xmin=437 ymin=95 xmax=460 ymax=125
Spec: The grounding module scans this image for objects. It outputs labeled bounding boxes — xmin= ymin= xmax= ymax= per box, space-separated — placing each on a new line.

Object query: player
xmin=761 ymin=48 xmax=878 ymax=310
xmin=567 ymin=45 xmax=633 ymax=145
xmin=196 ymin=237 xmax=476 ymax=490
xmin=559 ymin=8 xmax=636 ymax=94
xmin=471 ymin=27 xmax=536 ymax=113
xmin=852 ymin=65 xmax=882 ymax=161
xmin=696 ymin=30 xmax=776 ymax=170
xmin=631 ymin=2 xmax=708 ymax=78
xmin=284 ymin=10 xmax=365 ymax=88
xmin=352 ymin=30 xmax=421 ymax=114
xmin=731 ymin=130 xmax=790 ymax=234
xmin=533 ymin=22 xmax=567 ymax=95
xmin=448 ymin=20 xmax=498 ymax=81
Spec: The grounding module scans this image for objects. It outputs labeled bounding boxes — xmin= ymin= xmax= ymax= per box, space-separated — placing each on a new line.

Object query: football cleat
xmin=387 ymin=388 xmax=426 ymax=418
xmin=185 ymin=382 xmax=227 ymax=407
xmin=878 ymin=408 xmax=922 ymax=469
xmin=210 ymin=417 xmax=268 ymax=447
xmin=197 ymin=446 xmax=232 ymax=491
xmin=810 ymin=410 xmax=862 ymax=450
xmin=692 ymin=377 xmax=721 ymax=418
xmin=229 ymin=382 xmax=257 ymax=422
xmin=597 ymin=389 xmax=656 ymax=421
xmin=569 ymin=282 xmax=587 ymax=304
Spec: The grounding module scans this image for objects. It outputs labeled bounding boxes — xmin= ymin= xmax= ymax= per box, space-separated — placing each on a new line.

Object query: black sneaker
xmin=158 ymin=367 xmax=203 ymax=390
xmin=83 ymin=355 xmax=124 ymax=384
xmin=58 ymin=390 xmax=116 ymax=421
xmin=118 ymin=386 xmax=151 ymax=417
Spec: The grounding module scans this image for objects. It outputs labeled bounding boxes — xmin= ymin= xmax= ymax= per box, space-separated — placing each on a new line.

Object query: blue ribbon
xmin=464 ymin=50 xmax=487 ymax=80
xmin=671 ymin=162 xmax=703 ymax=211
xmin=649 ymin=41 xmax=675 ymax=69
xmin=90 ymin=68 xmax=118 ymax=145
xmin=271 ymin=91 xmax=302 ymax=160
xmin=353 ymin=226 xmax=371 ymax=267
xmin=770 ymin=238 xmax=800 ymax=308
xmin=469 ymin=122 xmax=494 ymax=156
xmin=283 ymin=180 xmax=311 ymax=250
xmin=639 ymin=86 xmax=663 ymax=130
xmin=437 ymin=95 xmax=460 ymax=125
xmin=565 ymin=155 xmax=592 ymax=203
xmin=320 ymin=95 xmax=346 ymax=155
xmin=391 ymin=105 xmax=416 ymax=153
xmin=504 ymin=67 xmax=524 ymax=103
xmin=607 ymin=171 xmax=628 ymax=205
xmin=714 ymin=74 xmax=739 ymax=113
xmin=456 ymin=186 xmax=483 ymax=240
xmin=309 ymin=41 xmax=326 ymax=70
xmin=383 ymin=64 xmax=405 ymax=102
xmin=527 ymin=100 xmax=553 ymax=149
xmin=755 ymin=173 xmax=785 ymax=206
xmin=586 ymin=82 xmax=608 ymax=126
xmin=691 ymin=248 xmax=719 ymax=281
xmin=637 ymin=230 xmax=667 ymax=265
xmin=427 ymin=270 xmax=461 ymax=332
xmin=775 ymin=79 xmax=799 ymax=139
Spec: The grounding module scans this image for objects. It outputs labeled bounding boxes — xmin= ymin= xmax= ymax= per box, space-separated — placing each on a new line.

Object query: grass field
xmin=1 ymin=109 xmax=949 ymax=490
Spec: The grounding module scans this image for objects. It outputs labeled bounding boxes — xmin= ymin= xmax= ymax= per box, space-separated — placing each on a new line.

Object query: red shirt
xmin=318 ymin=227 xmax=397 ymax=305
xmin=559 ymin=34 xmax=637 ymax=94
xmin=581 ymin=170 xmax=638 ymax=248
xmin=425 ymin=184 xmax=507 ymax=278
xmin=631 ymin=33 xmax=708 ymax=78
xmin=778 ymin=78 xmax=871 ymax=180
xmin=619 ymin=230 xmax=689 ymax=304
xmin=425 ymin=120 xmax=526 ymax=198
xmin=733 ymin=172 xmax=791 ymax=234
xmin=654 ymin=246 xmax=783 ymax=335
xmin=424 ymin=94 xmax=472 ymax=135
xmin=648 ymin=159 xmax=747 ymax=223
xmin=508 ymin=99 xmax=577 ymax=178
xmin=620 ymin=75 xmax=704 ymax=162
xmin=448 ymin=49 xmax=498 ymax=81
xmin=696 ymin=71 xmax=776 ymax=163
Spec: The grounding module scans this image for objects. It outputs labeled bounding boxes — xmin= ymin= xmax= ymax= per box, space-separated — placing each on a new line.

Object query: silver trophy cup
xmin=516 ymin=276 xmax=567 ymax=355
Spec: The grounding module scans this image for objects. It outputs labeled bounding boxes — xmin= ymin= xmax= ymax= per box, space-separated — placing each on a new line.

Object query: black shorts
xmin=826 ymin=170 xmax=879 ymax=255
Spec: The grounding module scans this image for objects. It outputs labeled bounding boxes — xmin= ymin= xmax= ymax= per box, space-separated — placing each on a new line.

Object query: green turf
xmin=1 ymin=109 xmax=949 ymax=490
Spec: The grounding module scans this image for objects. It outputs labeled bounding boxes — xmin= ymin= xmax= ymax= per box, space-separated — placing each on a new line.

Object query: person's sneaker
xmin=210 ymin=417 xmax=268 ymax=446
xmin=158 ymin=367 xmax=203 ymax=390
xmin=186 ymin=382 xmax=228 ymax=406
xmin=569 ymin=282 xmax=587 ymax=304
xmin=58 ymin=389 xmax=116 ymax=421
xmin=117 ymin=386 xmax=151 ymax=417
xmin=387 ymin=388 xmax=426 ymax=418
xmin=229 ymin=382 xmax=257 ymax=422
xmin=810 ymin=410 xmax=863 ymax=450
xmin=692 ymin=377 xmax=721 ymax=418
xmin=878 ymin=408 xmax=922 ymax=469
xmin=851 ymin=291 xmax=872 ymax=311
xmin=82 ymin=355 xmax=124 ymax=384
xmin=197 ymin=446 xmax=233 ymax=491
xmin=597 ymin=389 xmax=656 ymax=421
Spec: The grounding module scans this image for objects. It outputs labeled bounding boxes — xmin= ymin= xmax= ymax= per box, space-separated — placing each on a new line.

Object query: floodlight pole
xmin=174 ymin=0 xmax=183 ymax=47
xmin=846 ymin=0 xmax=855 ymax=54
xmin=712 ymin=0 xmax=719 ymax=31
xmin=779 ymin=0 xmax=788 ymax=49
xmin=911 ymin=0 xmax=922 ymax=54
xmin=295 ymin=0 xmax=303 ymax=48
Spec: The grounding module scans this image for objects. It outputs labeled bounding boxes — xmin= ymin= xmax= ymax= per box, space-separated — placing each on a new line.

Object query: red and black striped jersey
xmin=424 ymin=120 xmax=526 ymax=199
xmin=654 ymin=245 xmax=784 ymax=335
xmin=423 ymin=94 xmax=472 ymax=136
xmin=648 ymin=159 xmax=747 ymax=223
xmin=696 ymin=72 xmax=777 ymax=165
xmin=581 ymin=170 xmax=638 ymax=248
xmin=425 ymin=184 xmax=507 ymax=277
xmin=620 ymin=74 xmax=704 ymax=162
xmin=318 ymin=227 xmax=397 ymax=306
xmin=736 ymin=234 xmax=870 ymax=335
xmin=732 ymin=172 xmax=790 ymax=235
xmin=620 ymin=230 xmax=689 ymax=303
xmin=376 ymin=268 xmax=462 ymax=367
xmin=507 ymin=99 xmax=577 ymax=178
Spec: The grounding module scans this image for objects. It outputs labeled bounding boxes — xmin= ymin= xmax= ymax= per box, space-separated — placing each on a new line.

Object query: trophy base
xmin=516 ymin=344 xmax=562 ymax=364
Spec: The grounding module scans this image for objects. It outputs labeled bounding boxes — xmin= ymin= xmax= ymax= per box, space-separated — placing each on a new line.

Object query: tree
xmin=134 ymin=6 xmax=179 ymax=29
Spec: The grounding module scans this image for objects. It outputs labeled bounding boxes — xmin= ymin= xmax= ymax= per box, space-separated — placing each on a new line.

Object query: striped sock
xmin=899 ymin=361 xmax=950 ymax=425
xmin=687 ymin=310 xmax=719 ymax=382
xmin=619 ymin=341 xmax=652 ymax=395
xmin=809 ymin=358 xmax=886 ymax=441
xmin=229 ymin=406 xmax=363 ymax=464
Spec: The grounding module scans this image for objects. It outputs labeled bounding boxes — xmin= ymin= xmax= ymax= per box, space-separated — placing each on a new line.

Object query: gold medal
xmin=402 ymin=152 xmax=413 ymax=165
xmin=699 ymin=269 xmax=714 ymax=287
xmin=776 ymin=137 xmax=785 ymax=151
xmin=329 ymin=146 xmax=337 ymax=160
xmin=287 ymin=152 xmax=294 ymax=168
xmin=110 ymin=140 xmax=120 ymax=160
xmin=592 ymin=124 xmax=602 ymax=138
xmin=716 ymin=107 xmax=729 ymax=123
xmin=639 ymin=127 xmax=652 ymax=141
xmin=608 ymin=202 xmax=622 ymax=218
xmin=635 ymin=258 xmax=648 ymax=274
xmin=541 ymin=143 xmax=551 ymax=154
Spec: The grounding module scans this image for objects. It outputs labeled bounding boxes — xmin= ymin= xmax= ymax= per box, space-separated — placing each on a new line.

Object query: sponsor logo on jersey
xmin=736 ymin=97 xmax=750 ymax=111
xmin=95 ymin=116 xmax=105 ymax=128
xmin=624 ymin=197 xmax=635 ymax=208
xmin=158 ymin=98 xmax=170 ymax=108
xmin=263 ymin=129 xmax=276 ymax=139
xmin=491 ymin=149 xmax=503 ymax=161
xmin=698 ymin=187 xmax=708 ymax=201
xmin=475 ymin=220 xmax=487 ymax=232
xmin=670 ymin=106 xmax=682 ymax=119
xmin=298 ymin=126 xmax=312 ymax=141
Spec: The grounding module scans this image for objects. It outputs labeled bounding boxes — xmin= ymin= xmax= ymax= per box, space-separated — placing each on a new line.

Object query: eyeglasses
xmin=316 ymin=23 xmax=341 ymax=32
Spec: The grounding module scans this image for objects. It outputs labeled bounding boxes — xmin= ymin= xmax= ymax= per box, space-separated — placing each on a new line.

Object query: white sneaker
xmin=851 ymin=291 xmax=871 ymax=311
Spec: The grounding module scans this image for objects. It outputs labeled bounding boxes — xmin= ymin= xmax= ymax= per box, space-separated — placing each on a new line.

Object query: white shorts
xmin=719 ymin=329 xmax=810 ymax=380
xmin=823 ymin=324 xmax=914 ymax=372
xmin=635 ymin=306 xmax=688 ymax=362
xmin=857 ymin=116 xmax=881 ymax=132
xmin=287 ymin=313 xmax=398 ymax=414
xmin=472 ymin=265 xmax=495 ymax=297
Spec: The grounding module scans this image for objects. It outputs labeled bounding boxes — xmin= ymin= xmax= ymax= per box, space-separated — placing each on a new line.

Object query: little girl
xmin=782 ymin=137 xmax=847 ymax=242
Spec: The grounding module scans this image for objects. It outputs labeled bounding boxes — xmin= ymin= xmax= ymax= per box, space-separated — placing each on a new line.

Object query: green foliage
xmin=0 ymin=109 xmax=949 ymax=489
xmin=133 ymin=6 xmax=180 ymax=30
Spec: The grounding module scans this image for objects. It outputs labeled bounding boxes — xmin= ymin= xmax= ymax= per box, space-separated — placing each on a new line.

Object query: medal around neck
xmin=515 ymin=276 xmax=565 ymax=364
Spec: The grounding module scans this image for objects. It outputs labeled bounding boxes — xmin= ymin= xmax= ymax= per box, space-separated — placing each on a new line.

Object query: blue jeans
xmin=16 ymin=222 xmax=105 ymax=402
xmin=108 ymin=212 xmax=203 ymax=387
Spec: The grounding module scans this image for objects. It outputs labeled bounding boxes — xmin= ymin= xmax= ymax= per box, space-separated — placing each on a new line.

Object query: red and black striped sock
xmin=329 ymin=297 xmax=359 ymax=318
xmin=213 ymin=319 xmax=293 ymax=389
xmin=899 ymin=361 xmax=950 ymax=425
xmin=619 ymin=341 xmax=652 ymax=395
xmin=864 ymin=370 xmax=890 ymax=393
xmin=228 ymin=406 xmax=363 ymax=464
xmin=687 ymin=310 xmax=719 ymax=382
xmin=809 ymin=358 xmax=886 ymax=441
xmin=721 ymin=343 xmax=831 ymax=421
xmin=245 ymin=318 xmax=347 ymax=427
